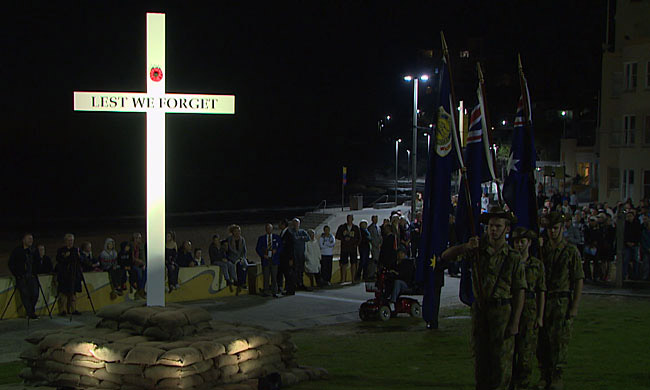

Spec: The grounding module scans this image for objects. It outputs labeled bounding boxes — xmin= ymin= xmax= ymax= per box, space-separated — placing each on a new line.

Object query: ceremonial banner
xmin=502 ymin=72 xmax=538 ymax=232
xmin=455 ymin=104 xmax=491 ymax=306
xmin=416 ymin=57 xmax=455 ymax=323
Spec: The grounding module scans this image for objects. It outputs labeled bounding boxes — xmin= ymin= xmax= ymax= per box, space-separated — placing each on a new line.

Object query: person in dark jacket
xmin=335 ymin=214 xmax=361 ymax=283
xmin=56 ymin=233 xmax=82 ymax=315
xmin=117 ymin=241 xmax=132 ymax=293
xmin=378 ymin=217 xmax=399 ymax=270
xmin=34 ymin=244 xmax=53 ymax=274
xmin=177 ymin=241 xmax=196 ymax=267
xmin=356 ymin=220 xmax=372 ymax=282
xmin=388 ymin=246 xmax=415 ymax=305
xmin=278 ymin=219 xmax=295 ymax=295
xmin=8 ymin=233 xmax=39 ymax=319
xmin=623 ymin=210 xmax=642 ymax=280
xmin=583 ymin=216 xmax=601 ymax=281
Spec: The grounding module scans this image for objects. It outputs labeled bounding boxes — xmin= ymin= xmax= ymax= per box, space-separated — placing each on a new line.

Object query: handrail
xmin=369 ymin=194 xmax=389 ymax=207
xmin=315 ymin=199 xmax=327 ymax=213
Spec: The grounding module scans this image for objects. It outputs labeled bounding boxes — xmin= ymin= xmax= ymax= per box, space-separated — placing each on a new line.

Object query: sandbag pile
xmin=19 ymin=302 xmax=327 ymax=390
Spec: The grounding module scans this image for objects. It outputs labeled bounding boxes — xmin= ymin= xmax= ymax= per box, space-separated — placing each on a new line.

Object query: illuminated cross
xmin=73 ymin=13 xmax=235 ymax=306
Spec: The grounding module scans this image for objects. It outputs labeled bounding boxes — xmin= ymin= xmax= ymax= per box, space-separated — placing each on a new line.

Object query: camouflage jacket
xmin=540 ymin=239 xmax=584 ymax=293
xmin=524 ymin=256 xmax=546 ymax=294
xmin=464 ymin=237 xmax=527 ymax=301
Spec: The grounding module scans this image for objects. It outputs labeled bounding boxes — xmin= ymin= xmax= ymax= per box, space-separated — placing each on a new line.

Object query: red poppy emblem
xmin=150 ymin=67 xmax=163 ymax=82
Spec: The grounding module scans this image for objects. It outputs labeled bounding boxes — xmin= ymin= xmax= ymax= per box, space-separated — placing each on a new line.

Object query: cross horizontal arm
xmin=74 ymin=92 xmax=235 ymax=114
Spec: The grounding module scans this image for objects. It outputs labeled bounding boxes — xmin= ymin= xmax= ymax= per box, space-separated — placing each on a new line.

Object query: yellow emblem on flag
xmin=436 ymin=106 xmax=452 ymax=157
xmin=430 ymin=255 xmax=436 ymax=269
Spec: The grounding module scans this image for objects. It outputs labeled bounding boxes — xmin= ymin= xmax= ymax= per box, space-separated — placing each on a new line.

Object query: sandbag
xmin=182 ymin=324 xmax=198 ymax=336
xmin=157 ymin=374 xmax=205 ymax=389
xmin=39 ymin=333 xmax=76 ymax=350
xmin=245 ymin=335 xmax=269 ymax=349
xmin=150 ymin=310 xmax=188 ymax=330
xmin=224 ymin=372 xmax=249 ymax=384
xmin=102 ymin=331 xmax=132 ymax=343
xmin=190 ymin=341 xmax=225 ymax=360
xmin=217 ymin=354 xmax=239 ymax=368
xmin=157 ymin=347 xmax=203 ymax=367
xmin=238 ymin=359 xmax=263 ymax=375
xmin=80 ymin=374 xmax=101 ymax=387
xmin=237 ymin=349 xmax=259 ymax=363
xmin=25 ymin=329 xmax=57 ymax=344
xmin=92 ymin=368 xmax=122 ymax=383
xmin=159 ymin=340 xmax=192 ymax=350
xmin=97 ymin=319 xmax=119 ymax=330
xmin=257 ymin=344 xmax=281 ymax=358
xmin=196 ymin=321 xmax=212 ymax=331
xmin=120 ymin=306 xmax=161 ymax=326
xmin=179 ymin=306 xmax=212 ymax=324
xmin=144 ymin=359 xmax=213 ymax=380
xmin=55 ymin=372 xmax=81 ymax=387
xmin=280 ymin=372 xmax=298 ymax=386
xmin=220 ymin=364 xmax=239 ymax=377
xmin=199 ymin=368 xmax=221 ymax=382
xmin=118 ymin=321 xmax=145 ymax=334
xmin=64 ymin=338 xmax=105 ymax=356
xmin=143 ymin=326 xmax=171 ymax=340
xmin=97 ymin=378 xmax=121 ymax=389
xmin=97 ymin=301 xmax=143 ymax=320
xmin=217 ymin=337 xmax=250 ymax=355
xmin=119 ymin=335 xmax=150 ymax=344
xmin=72 ymin=354 xmax=105 ymax=369
xmin=104 ymin=362 xmax=144 ymax=376
xmin=92 ymin=343 xmax=132 ymax=362
xmin=19 ymin=345 xmax=41 ymax=361
xmin=123 ymin=346 xmax=165 ymax=365
xmin=122 ymin=374 xmax=156 ymax=388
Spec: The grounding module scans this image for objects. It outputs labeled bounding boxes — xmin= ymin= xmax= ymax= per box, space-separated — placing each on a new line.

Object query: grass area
xmin=0 ymin=295 xmax=648 ymax=389
xmin=291 ymin=295 xmax=650 ymax=390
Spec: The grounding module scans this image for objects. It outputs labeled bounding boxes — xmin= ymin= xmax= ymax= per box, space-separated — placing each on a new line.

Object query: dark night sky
xmin=1 ymin=1 xmax=605 ymax=225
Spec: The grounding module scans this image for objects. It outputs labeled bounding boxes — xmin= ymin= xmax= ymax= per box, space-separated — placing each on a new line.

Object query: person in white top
xmin=304 ymin=229 xmax=321 ymax=290
xmin=319 ymin=225 xmax=336 ymax=286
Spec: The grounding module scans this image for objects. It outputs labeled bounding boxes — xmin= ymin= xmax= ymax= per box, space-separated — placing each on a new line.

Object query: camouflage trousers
xmin=471 ymin=302 xmax=514 ymax=390
xmin=538 ymin=295 xmax=573 ymax=384
xmin=512 ymin=301 xmax=539 ymax=389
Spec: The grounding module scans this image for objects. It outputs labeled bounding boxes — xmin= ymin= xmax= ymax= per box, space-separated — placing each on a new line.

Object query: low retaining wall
xmin=0 ymin=261 xmax=347 ymax=319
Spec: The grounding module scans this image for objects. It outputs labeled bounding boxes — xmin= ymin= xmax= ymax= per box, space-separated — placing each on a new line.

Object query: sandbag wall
xmin=19 ymin=302 xmax=326 ymax=389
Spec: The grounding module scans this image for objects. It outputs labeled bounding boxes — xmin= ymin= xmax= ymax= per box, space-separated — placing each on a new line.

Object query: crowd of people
xmin=5 ymin=209 xmax=424 ymax=319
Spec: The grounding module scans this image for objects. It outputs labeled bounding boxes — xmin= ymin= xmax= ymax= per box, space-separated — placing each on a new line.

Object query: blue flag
xmin=416 ymin=57 xmax=455 ymax=323
xmin=455 ymin=104 xmax=490 ymax=306
xmin=502 ymin=79 xmax=538 ymax=231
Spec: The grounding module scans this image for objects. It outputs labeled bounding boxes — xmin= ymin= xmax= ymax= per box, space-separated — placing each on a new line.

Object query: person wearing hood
xmin=99 ymin=238 xmax=123 ymax=297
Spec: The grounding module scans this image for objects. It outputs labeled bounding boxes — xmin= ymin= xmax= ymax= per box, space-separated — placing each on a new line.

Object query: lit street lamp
xmin=377 ymin=114 xmax=391 ymax=132
xmin=404 ymin=73 xmax=429 ymax=218
xmin=395 ymin=138 xmax=402 ymax=204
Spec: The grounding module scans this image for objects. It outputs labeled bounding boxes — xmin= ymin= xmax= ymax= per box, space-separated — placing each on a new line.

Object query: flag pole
xmin=477 ymin=62 xmax=504 ymax=207
xmin=441 ymin=31 xmax=485 ymax=302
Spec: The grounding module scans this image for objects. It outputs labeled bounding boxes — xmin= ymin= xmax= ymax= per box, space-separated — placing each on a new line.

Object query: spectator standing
xmin=98 ymin=238 xmax=124 ymax=297
xmin=56 ymin=233 xmax=82 ymax=315
xmin=409 ymin=212 xmax=422 ymax=259
xmin=582 ymin=216 xmax=600 ymax=281
xmin=641 ymin=218 xmax=650 ymax=281
xmin=8 ymin=233 xmax=39 ymax=319
xmin=319 ymin=226 xmax=335 ymax=286
xmin=569 ymin=191 xmax=578 ymax=212
xmin=165 ymin=232 xmax=180 ymax=292
xmin=304 ymin=229 xmax=321 ymax=289
xmin=256 ymin=223 xmax=280 ymax=297
xmin=378 ymin=216 xmax=399 ymax=270
xmin=599 ymin=214 xmax=616 ymax=281
xmin=335 ymin=214 xmax=360 ymax=283
xmin=210 ymin=234 xmax=236 ymax=287
xmin=357 ymin=220 xmax=372 ymax=282
xmin=177 ymin=241 xmax=195 ymax=267
xmin=623 ymin=210 xmax=642 ymax=280
xmin=227 ymin=224 xmax=249 ymax=289
xmin=34 ymin=244 xmax=53 ymax=274
xmin=368 ymin=216 xmax=382 ymax=280
xmin=290 ymin=218 xmax=310 ymax=289
xmin=278 ymin=219 xmax=295 ymax=295
xmin=481 ymin=192 xmax=490 ymax=213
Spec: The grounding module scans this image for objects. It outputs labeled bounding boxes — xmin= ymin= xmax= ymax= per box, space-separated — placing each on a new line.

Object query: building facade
xmin=598 ymin=0 xmax=650 ymax=204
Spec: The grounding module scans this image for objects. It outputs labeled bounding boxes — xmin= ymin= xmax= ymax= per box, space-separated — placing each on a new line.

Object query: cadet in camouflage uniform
xmin=511 ymin=227 xmax=546 ymax=390
xmin=443 ymin=206 xmax=527 ymax=390
xmin=537 ymin=212 xmax=584 ymax=390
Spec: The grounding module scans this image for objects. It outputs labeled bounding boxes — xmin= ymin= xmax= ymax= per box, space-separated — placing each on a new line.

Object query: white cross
xmin=73 ymin=13 xmax=235 ymax=306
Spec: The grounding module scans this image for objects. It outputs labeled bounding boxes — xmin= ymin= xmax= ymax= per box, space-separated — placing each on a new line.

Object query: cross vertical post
xmin=146 ymin=13 xmax=166 ymax=306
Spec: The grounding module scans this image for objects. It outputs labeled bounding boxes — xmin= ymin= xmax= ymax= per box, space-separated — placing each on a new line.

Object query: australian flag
xmin=416 ymin=57 xmax=455 ymax=324
xmin=502 ymin=78 xmax=538 ymax=232
xmin=454 ymin=104 xmax=491 ymax=306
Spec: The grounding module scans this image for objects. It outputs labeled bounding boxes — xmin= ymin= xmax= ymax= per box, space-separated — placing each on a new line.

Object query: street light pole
xmin=395 ymin=139 xmax=401 ymax=204
xmin=407 ymin=149 xmax=411 ymax=182
xmin=404 ymin=74 xmax=428 ymax=218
